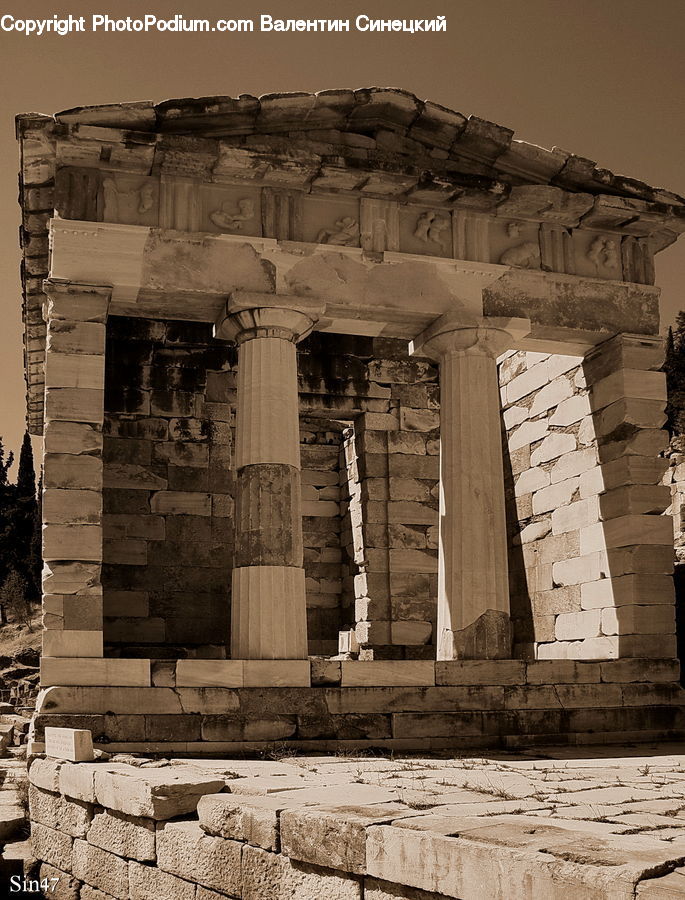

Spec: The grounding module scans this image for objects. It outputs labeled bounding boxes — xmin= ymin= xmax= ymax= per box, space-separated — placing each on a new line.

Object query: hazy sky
xmin=0 ymin=0 xmax=683 ymax=464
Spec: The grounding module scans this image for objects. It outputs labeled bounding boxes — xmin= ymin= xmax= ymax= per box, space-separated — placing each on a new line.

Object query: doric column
xmin=215 ymin=293 xmax=324 ymax=659
xmin=411 ymin=315 xmax=530 ymax=660
xmin=41 ymin=280 xmax=111 ymax=658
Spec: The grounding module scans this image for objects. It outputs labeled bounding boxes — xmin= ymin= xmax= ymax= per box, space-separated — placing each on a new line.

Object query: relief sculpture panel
xmin=201 ymin=185 xmax=262 ymax=237
xmin=100 ymin=175 xmax=159 ymax=227
xmin=399 ymin=206 xmax=453 ymax=258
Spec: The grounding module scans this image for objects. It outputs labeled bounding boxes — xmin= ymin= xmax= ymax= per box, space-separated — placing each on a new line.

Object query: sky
xmin=0 ymin=0 xmax=683 ymax=466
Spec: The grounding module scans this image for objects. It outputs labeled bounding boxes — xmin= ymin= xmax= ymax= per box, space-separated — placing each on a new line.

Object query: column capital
xmin=214 ymin=291 xmax=326 ymax=345
xmin=42 ymin=280 xmax=112 ymax=324
xmin=410 ymin=315 xmax=530 ymax=361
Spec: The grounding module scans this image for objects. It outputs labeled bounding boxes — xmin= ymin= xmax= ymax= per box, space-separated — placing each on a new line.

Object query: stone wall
xmin=33 ymin=658 xmax=683 ymax=752
xmin=500 ymin=335 xmax=673 ymax=661
xmin=102 ymin=317 xmax=235 ymax=657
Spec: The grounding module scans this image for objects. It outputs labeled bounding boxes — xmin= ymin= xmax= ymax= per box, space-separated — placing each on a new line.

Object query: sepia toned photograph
xmin=0 ymin=1 xmax=684 ymax=897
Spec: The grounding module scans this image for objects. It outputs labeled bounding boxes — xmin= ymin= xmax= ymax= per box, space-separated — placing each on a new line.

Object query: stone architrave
xmin=412 ymin=316 xmax=530 ymax=660
xmin=41 ymin=281 xmax=111 ymax=659
xmin=215 ymin=293 xmax=325 ymax=659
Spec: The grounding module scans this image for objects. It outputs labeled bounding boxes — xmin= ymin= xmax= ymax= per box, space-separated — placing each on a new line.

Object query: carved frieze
xmin=301 ymin=196 xmax=360 ymax=247
xmin=201 ymin=186 xmax=262 ymax=238
xmin=574 ymin=232 xmax=623 ymax=281
xmin=100 ymin=175 xmax=159 ymax=226
xmin=49 ymin=165 xmax=647 ymax=285
xmin=399 ymin=206 xmax=452 ymax=258
xmin=491 ymin=220 xmax=541 ymax=269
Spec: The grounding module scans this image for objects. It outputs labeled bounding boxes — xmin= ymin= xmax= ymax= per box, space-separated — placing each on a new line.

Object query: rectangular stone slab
xmin=45 ymin=726 xmax=94 ymax=762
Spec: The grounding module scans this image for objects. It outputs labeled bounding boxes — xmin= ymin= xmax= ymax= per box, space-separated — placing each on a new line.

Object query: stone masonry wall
xmin=102 ymin=317 xmax=236 ymax=658
xmin=298 ymin=333 xmax=440 ymax=659
xmin=500 ymin=338 xmax=673 ymax=661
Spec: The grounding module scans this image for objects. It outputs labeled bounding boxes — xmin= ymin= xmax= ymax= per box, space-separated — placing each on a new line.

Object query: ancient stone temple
xmin=16 ymin=88 xmax=685 ymax=753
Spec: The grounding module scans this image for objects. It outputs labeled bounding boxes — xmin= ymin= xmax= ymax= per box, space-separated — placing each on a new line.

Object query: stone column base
xmin=439 ymin=609 xmax=512 ymax=660
xmin=231 ymin=566 xmax=308 ymax=659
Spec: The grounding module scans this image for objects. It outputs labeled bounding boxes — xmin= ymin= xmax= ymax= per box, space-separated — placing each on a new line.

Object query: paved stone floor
xmin=179 ymin=742 xmax=685 ymax=833
xmin=174 ymin=742 xmax=685 ymax=897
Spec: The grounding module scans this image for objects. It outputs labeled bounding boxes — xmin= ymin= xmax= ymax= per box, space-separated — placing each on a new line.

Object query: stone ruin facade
xmin=15 ymin=88 xmax=685 ymax=754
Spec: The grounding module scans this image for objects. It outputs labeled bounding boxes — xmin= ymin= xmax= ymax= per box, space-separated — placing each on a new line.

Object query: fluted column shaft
xmin=215 ymin=297 xmax=322 ymax=659
xmin=412 ymin=316 xmax=529 ymax=660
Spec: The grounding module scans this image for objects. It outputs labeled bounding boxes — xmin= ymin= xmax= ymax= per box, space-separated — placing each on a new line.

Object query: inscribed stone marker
xmin=44 ymin=726 xmax=94 ymax=761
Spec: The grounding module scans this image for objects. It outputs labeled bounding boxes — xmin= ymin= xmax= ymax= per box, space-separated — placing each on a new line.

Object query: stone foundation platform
xmin=28 ymin=747 xmax=685 ymax=899
xmin=32 ymin=658 xmax=684 ymax=755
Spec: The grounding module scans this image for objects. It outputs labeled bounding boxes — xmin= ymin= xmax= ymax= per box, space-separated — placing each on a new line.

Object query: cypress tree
xmin=12 ymin=432 xmax=40 ymax=603
xmin=0 ymin=437 xmax=15 ymax=622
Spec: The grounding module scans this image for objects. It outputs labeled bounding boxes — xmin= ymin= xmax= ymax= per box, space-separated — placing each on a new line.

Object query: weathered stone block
xmin=281 ymin=804 xmax=409 ymax=875
xmin=595 ymin=398 xmax=666 ymax=438
xmin=128 ymin=860 xmax=196 ymax=900
xmin=45 ymin=387 xmax=104 ymax=425
xmin=549 ymin=393 xmax=591 ymax=426
xmin=341 ymin=661 xmax=434 ymax=687
xmin=399 ymin=408 xmax=439 ymax=432
xmin=530 ymin=432 xmax=577 ymax=466
xmin=44 ymin=489 xmax=102 ymax=525
xmin=38 ymin=863 xmax=80 ymax=900
xmin=150 ymin=491 xmax=211 ymax=515
xmin=551 ymin=497 xmax=599 ymax=535
xmin=93 ymin=768 xmax=225 ymax=820
xmin=31 ymin=821 xmax=73 ymax=871
xmin=514 ymin=467 xmax=549 ymax=496
xmin=43 ymin=631 xmax=103 ymax=658
xmin=590 ymin=368 xmax=666 ymax=410
xmin=242 ymin=844 xmax=362 ymax=900
xmin=601 ymin=658 xmax=680 ymax=683
xmin=198 ymin=792 xmax=293 ymax=850
xmin=44 ymin=421 xmax=103 ymax=455
xmin=580 ymin=515 xmax=673 ymax=553
xmin=71 ymin=838 xmax=129 ymax=898
xmin=87 ymin=809 xmax=156 ymax=862
xmin=581 ymin=575 xmax=674 ymax=609
xmin=44 ymin=454 xmax=103 ymax=490
xmin=156 ymin=820 xmax=242 ymax=895
xmin=555 ymin=609 xmax=601 ymax=641
xmin=532 ymin=478 xmax=579 ymax=514
xmin=41 ymin=657 xmax=151 ymax=687
xmin=602 ymin=604 xmax=675 ymax=636
xmin=43 ymin=524 xmax=103 ymax=562
xmin=526 ymin=659 xmax=601 ymax=684
xmin=508 ymin=419 xmax=549 ymax=452
xmin=29 ymin=785 xmax=93 ymax=838
xmin=599 ymin=484 xmax=671 ymax=518
xmin=29 ymin=757 xmax=64 ymax=792
xmin=435 ymin=660 xmax=525 ymax=685
xmin=549 ymin=447 xmax=597 ymax=483
xmin=48 ymin=322 xmax=106 ymax=356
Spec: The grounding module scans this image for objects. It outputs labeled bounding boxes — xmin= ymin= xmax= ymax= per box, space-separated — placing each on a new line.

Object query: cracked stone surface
xmin=186 ymin=744 xmax=685 ymax=897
